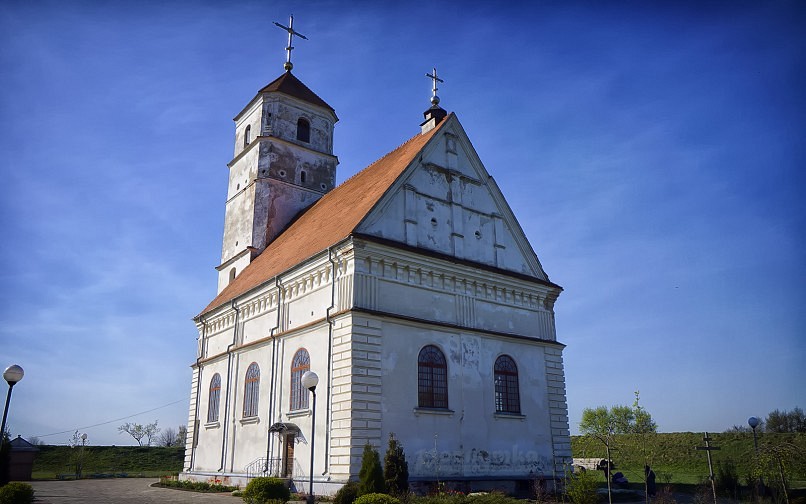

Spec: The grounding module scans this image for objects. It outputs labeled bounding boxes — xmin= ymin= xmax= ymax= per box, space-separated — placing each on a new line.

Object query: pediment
xmin=356 ymin=115 xmax=550 ymax=281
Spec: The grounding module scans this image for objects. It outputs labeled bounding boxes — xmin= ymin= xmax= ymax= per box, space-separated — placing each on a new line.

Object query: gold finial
xmin=425 ymin=67 xmax=444 ymax=106
xmin=273 ymin=15 xmax=307 ymax=71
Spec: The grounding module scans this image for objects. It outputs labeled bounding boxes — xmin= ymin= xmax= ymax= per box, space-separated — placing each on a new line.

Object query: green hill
xmin=31 ymin=445 xmax=184 ymax=479
xmin=572 ymin=432 xmax=806 ymax=487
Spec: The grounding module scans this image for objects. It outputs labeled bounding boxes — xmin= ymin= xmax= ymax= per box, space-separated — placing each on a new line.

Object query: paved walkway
xmin=29 ymin=478 xmax=241 ymax=503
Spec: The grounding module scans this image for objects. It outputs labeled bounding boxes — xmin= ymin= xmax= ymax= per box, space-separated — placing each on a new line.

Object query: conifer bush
xmin=358 ymin=443 xmax=386 ymax=496
xmin=383 ymin=433 xmax=409 ymax=496
xmin=354 ymin=492 xmax=401 ymax=504
xmin=242 ymin=477 xmax=291 ymax=504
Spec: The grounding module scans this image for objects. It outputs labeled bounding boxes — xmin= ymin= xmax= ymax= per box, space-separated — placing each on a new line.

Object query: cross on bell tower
xmin=273 ymin=14 xmax=307 ymax=72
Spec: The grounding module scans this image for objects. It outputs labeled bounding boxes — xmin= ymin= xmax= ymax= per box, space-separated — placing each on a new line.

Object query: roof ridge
xmin=337 ymin=131 xmax=425 ymax=187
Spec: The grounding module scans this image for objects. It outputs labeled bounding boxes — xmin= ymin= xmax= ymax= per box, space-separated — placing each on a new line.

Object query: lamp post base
xmin=307 ymin=494 xmax=315 ymax=504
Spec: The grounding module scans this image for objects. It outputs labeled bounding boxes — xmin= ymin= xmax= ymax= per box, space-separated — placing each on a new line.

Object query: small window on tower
xmin=244 ymin=125 xmax=251 ymax=148
xmin=296 ymin=118 xmax=310 ymax=143
xmin=300 ymin=171 xmax=307 ymax=184
xmin=229 ymin=268 xmax=236 ymax=283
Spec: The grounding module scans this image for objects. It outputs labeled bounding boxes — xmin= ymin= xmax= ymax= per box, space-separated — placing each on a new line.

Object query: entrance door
xmin=283 ymin=433 xmax=295 ymax=477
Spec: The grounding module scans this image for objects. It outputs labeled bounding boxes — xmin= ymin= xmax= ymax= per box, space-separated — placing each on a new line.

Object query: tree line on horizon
xmin=725 ymin=406 xmax=805 ymax=434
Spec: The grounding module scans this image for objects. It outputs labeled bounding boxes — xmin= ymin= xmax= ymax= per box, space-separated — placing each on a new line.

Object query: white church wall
xmin=226 ymin=343 xmax=275 ymax=473
xmin=352 ymin=242 xmax=558 ymax=342
xmin=377 ymin=318 xmax=556 ymax=479
xmin=192 ymin=358 xmax=228 ymax=473
xmin=204 ymin=325 xmax=235 ymax=359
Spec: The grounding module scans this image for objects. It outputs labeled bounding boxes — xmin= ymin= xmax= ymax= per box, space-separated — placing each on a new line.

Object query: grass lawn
xmin=31 ymin=445 xmax=183 ymax=479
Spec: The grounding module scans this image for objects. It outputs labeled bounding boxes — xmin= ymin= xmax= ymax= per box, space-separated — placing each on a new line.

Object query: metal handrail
xmin=245 ymin=457 xmax=282 ymax=479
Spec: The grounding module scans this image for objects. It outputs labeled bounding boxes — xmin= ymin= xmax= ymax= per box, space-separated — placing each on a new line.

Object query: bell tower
xmin=216 ymin=18 xmax=338 ymax=293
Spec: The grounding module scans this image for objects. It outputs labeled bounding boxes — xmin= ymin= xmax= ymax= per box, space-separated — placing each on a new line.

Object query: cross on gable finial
xmin=273 ymin=14 xmax=307 ymax=72
xmin=425 ymin=67 xmax=444 ymax=106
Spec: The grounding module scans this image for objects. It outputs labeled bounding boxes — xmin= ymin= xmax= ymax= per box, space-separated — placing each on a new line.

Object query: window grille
xmin=290 ymin=349 xmax=310 ymax=410
xmin=418 ymin=345 xmax=448 ymax=408
xmin=243 ymin=363 xmax=260 ymax=417
xmin=494 ymin=355 xmax=521 ymax=414
xmin=207 ymin=373 xmax=221 ymax=423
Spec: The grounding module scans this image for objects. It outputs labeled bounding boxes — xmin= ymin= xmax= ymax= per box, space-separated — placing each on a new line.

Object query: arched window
xmin=207 ymin=373 xmax=221 ymax=423
xmin=300 ymin=170 xmax=306 ymax=184
xmin=290 ymin=349 xmax=310 ymax=410
xmin=229 ymin=268 xmax=236 ymax=283
xmin=296 ymin=118 xmax=310 ymax=143
xmin=494 ymin=355 xmax=521 ymax=414
xmin=243 ymin=362 xmax=260 ymax=417
xmin=418 ymin=345 xmax=448 ymax=408
xmin=244 ymin=125 xmax=251 ymax=147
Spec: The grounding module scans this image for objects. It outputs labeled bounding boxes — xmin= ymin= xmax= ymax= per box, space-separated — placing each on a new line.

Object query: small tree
xmin=118 ymin=421 xmax=160 ymax=446
xmin=358 ymin=443 xmax=386 ymax=496
xmin=383 ymin=433 xmax=409 ymax=496
xmin=580 ymin=392 xmax=658 ymax=504
xmin=177 ymin=425 xmax=188 ymax=446
xmin=564 ymin=469 xmax=599 ymax=504
xmin=68 ymin=431 xmax=89 ymax=479
xmin=157 ymin=427 xmax=178 ymax=447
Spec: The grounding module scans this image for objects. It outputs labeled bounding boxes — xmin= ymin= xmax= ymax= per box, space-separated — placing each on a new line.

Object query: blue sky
xmin=1 ymin=1 xmax=803 ymax=446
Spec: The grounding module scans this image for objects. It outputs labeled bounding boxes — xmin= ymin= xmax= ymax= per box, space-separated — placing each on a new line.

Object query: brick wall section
xmin=328 ymin=313 xmax=384 ymax=481
xmin=544 ymin=347 xmax=571 ymax=477
xmin=184 ymin=367 xmax=200 ymax=471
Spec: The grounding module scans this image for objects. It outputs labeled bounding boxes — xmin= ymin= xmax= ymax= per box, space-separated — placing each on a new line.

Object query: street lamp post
xmin=301 ymin=371 xmax=319 ymax=504
xmin=1 ymin=365 xmax=25 ymax=441
xmin=748 ymin=416 xmax=760 ymax=454
xmin=748 ymin=416 xmax=765 ymax=496
xmin=1 ymin=364 xmax=24 ymax=484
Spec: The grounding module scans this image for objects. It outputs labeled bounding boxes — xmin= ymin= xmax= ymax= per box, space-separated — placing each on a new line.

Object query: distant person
xmin=645 ymin=465 xmax=656 ymax=496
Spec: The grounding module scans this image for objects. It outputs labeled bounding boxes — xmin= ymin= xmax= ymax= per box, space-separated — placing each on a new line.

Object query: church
xmin=181 ymin=18 xmax=571 ymax=495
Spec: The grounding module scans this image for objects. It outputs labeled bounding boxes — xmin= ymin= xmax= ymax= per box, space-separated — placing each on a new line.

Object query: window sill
xmin=286 ymin=409 xmax=311 ymax=419
xmin=240 ymin=416 xmax=260 ymax=425
xmin=413 ymin=407 xmax=454 ymax=416
xmin=204 ymin=421 xmax=221 ymax=429
xmin=494 ymin=412 xmax=526 ymax=420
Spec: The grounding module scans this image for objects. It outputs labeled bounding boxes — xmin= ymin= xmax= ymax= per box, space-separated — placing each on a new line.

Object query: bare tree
xmin=157 ymin=425 xmax=189 ymax=447
xmin=143 ymin=421 xmax=160 ymax=446
xmin=157 ymin=427 xmax=177 ymax=447
xmin=118 ymin=421 xmax=160 ymax=446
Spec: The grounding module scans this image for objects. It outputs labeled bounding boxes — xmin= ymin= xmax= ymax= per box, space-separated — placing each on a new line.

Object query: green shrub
xmin=354 ymin=493 xmax=401 ymax=504
xmin=335 ymin=481 xmax=360 ymax=504
xmin=412 ymin=494 xmax=466 ymax=504
xmin=466 ymin=493 xmax=520 ymax=504
xmin=0 ymin=482 xmax=35 ymax=504
xmin=157 ymin=475 xmax=237 ymax=492
xmin=243 ymin=477 xmax=291 ymax=504
xmin=565 ymin=470 xmax=599 ymax=504
xmin=358 ymin=444 xmax=386 ymax=496
xmin=715 ymin=459 xmax=739 ymax=500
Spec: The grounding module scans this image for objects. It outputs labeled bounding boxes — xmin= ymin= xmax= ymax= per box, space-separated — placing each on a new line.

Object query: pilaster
xmin=544 ymin=346 xmax=571 ymax=476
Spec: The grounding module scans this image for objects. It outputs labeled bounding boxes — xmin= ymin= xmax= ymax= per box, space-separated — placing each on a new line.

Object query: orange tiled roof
xmin=200 ymin=115 xmax=450 ymax=316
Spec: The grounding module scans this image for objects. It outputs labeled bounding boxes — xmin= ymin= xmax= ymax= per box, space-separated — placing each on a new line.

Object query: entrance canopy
xmin=268 ymin=422 xmax=301 ymax=435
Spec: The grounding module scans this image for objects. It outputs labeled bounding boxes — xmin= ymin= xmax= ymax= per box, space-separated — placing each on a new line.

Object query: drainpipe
xmin=323 ymin=247 xmax=337 ymax=474
xmin=189 ymin=316 xmax=207 ymax=471
xmin=265 ymin=276 xmax=283 ymax=474
xmin=219 ymin=300 xmax=240 ymax=472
